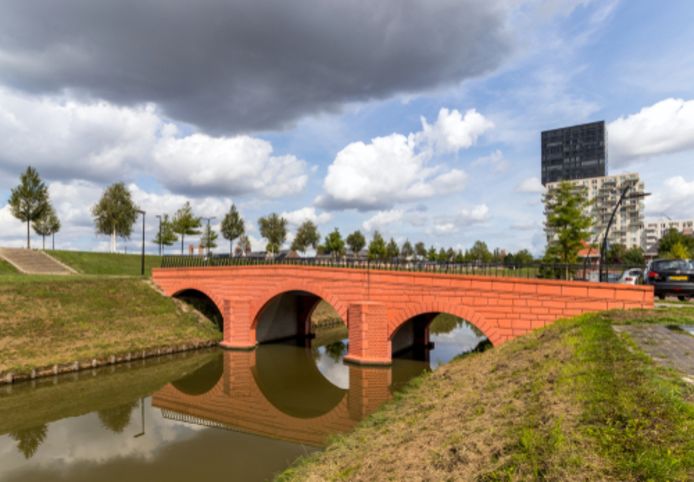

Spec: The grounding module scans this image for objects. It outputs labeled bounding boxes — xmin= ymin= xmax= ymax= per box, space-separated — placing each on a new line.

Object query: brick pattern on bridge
xmin=152 ymin=265 xmax=653 ymax=364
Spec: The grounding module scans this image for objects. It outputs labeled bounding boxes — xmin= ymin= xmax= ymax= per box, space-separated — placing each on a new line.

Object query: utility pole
xmin=137 ymin=210 xmax=146 ymax=276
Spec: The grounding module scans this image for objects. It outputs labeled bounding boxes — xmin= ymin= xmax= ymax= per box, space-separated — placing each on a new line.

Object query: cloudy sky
xmin=1 ymin=0 xmax=693 ymax=254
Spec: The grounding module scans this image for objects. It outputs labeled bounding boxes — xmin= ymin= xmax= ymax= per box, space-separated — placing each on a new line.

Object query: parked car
xmin=618 ymin=268 xmax=643 ymax=285
xmin=645 ymin=259 xmax=694 ymax=301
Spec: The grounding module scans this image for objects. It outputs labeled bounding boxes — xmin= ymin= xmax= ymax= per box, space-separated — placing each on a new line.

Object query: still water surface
xmin=0 ymin=319 xmax=484 ymax=481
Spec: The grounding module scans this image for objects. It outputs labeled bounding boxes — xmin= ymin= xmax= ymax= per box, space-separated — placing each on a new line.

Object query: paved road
xmin=614 ymin=324 xmax=694 ymax=380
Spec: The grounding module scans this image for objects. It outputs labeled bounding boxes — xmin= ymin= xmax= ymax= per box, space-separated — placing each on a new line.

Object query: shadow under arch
xmin=172 ymin=288 xmax=224 ymax=332
xmin=171 ymin=352 xmax=224 ymax=396
xmin=252 ymin=343 xmax=347 ymax=419
xmin=252 ymin=289 xmax=347 ymax=344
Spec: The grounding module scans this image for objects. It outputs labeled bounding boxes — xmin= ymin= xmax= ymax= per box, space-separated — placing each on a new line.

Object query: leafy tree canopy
xmin=427 ymin=246 xmax=437 ymax=261
xmin=414 ymin=241 xmax=427 ymax=259
xmin=258 ymin=213 xmax=287 ymax=254
xmin=172 ymin=201 xmax=202 ymax=254
xmin=291 ymin=220 xmax=320 ymax=253
xmin=667 ymin=241 xmax=691 ymax=260
xmin=658 ymin=228 xmax=694 ymax=257
xmin=322 ymin=228 xmax=346 ymax=257
xmin=153 ymin=214 xmax=178 ymax=247
xmin=220 ymin=204 xmax=245 ymax=254
xmin=32 ymin=205 xmax=60 ymax=250
xmin=368 ymin=231 xmax=387 ymax=260
xmin=235 ymin=234 xmax=252 ymax=256
xmin=200 ymin=223 xmax=219 ymax=250
xmin=401 ymin=240 xmax=414 ymax=259
xmin=467 ymin=240 xmax=492 ymax=263
xmin=92 ymin=182 xmax=139 ymax=252
xmin=346 ymin=230 xmax=366 ymax=255
xmin=543 ymin=181 xmax=593 ymax=264
xmin=10 ymin=166 xmax=50 ymax=249
xmin=385 ymin=238 xmax=400 ymax=259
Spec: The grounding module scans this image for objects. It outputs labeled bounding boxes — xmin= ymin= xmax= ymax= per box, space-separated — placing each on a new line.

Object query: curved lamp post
xmin=599 ymin=185 xmax=650 ymax=282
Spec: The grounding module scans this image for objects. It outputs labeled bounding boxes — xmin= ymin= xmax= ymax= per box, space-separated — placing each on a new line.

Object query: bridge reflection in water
xmin=153 ymin=344 xmax=427 ymax=447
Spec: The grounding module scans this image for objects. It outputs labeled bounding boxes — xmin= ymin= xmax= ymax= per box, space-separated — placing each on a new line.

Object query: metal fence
xmin=159 ymin=255 xmax=645 ymax=283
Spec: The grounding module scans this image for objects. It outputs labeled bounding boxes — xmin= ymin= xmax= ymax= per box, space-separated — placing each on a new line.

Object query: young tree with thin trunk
xmin=385 ymin=238 xmax=400 ymax=259
xmin=346 ymin=230 xmax=366 ymax=256
xmin=92 ymin=182 xmax=139 ymax=253
xmin=220 ymin=204 xmax=245 ymax=255
xmin=9 ymin=166 xmax=50 ymax=249
xmin=401 ymin=240 xmax=414 ymax=260
xmin=321 ymin=228 xmax=345 ymax=258
xmin=32 ymin=205 xmax=60 ymax=250
xmin=258 ymin=213 xmax=287 ymax=255
xmin=200 ymin=224 xmax=219 ymax=251
xmin=291 ymin=220 xmax=320 ymax=253
xmin=415 ymin=241 xmax=427 ymax=260
xmin=543 ymin=181 xmax=593 ymax=265
xmin=172 ymin=202 xmax=201 ymax=254
xmin=367 ymin=231 xmax=387 ymax=260
xmin=152 ymin=214 xmax=178 ymax=252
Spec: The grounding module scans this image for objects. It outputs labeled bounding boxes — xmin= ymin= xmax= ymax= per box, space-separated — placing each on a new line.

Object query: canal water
xmin=0 ymin=317 xmax=485 ymax=481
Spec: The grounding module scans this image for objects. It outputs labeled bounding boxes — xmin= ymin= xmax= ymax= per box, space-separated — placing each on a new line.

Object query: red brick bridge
xmin=152 ymin=264 xmax=653 ymax=365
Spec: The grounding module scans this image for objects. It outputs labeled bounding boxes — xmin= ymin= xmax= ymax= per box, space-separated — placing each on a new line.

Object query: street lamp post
xmin=155 ymin=215 xmax=162 ymax=256
xmin=202 ymin=217 xmax=216 ymax=257
xmin=599 ymin=185 xmax=650 ymax=282
xmin=136 ymin=210 xmax=146 ymax=276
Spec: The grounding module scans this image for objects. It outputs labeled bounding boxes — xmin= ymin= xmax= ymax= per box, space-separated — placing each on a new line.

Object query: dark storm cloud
xmin=0 ymin=0 xmax=512 ymax=134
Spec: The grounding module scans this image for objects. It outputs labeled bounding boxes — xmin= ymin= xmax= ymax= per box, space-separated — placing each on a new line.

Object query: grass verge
xmin=0 ymin=259 xmax=18 ymax=275
xmin=0 ymin=277 xmax=222 ymax=374
xmin=278 ymin=308 xmax=694 ymax=481
xmin=48 ymin=250 xmax=163 ymax=276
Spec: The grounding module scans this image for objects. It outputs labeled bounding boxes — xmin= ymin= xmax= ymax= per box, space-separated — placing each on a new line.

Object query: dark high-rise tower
xmin=541 ymin=121 xmax=607 ymax=185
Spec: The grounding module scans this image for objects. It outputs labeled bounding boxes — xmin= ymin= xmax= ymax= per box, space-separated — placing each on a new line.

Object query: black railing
xmin=159 ymin=255 xmax=645 ymax=283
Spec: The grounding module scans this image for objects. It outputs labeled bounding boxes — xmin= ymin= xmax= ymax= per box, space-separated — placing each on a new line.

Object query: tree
xmin=322 ymin=228 xmax=346 ymax=257
xmin=32 ymin=205 xmax=60 ymax=250
xmin=513 ymin=249 xmax=534 ymax=265
xmin=543 ymin=181 xmax=593 ymax=264
xmin=658 ymin=228 xmax=694 ymax=258
xmin=427 ymin=246 xmax=438 ymax=261
xmin=152 ymin=214 xmax=178 ymax=252
xmin=385 ymin=238 xmax=400 ymax=259
xmin=9 ymin=424 xmax=47 ymax=459
xmin=367 ymin=231 xmax=387 ymax=260
xmin=415 ymin=241 xmax=427 ymax=260
xmin=454 ymin=250 xmax=465 ymax=263
xmin=606 ymin=243 xmax=628 ymax=264
xmin=258 ymin=213 xmax=287 ymax=254
xmin=235 ymin=234 xmax=252 ymax=256
xmin=9 ymin=166 xmax=50 ymax=249
xmin=291 ymin=220 xmax=320 ymax=253
xmin=346 ymin=230 xmax=366 ymax=255
xmin=467 ymin=240 xmax=492 ymax=263
xmin=92 ymin=182 xmax=139 ymax=253
xmin=220 ymin=204 xmax=245 ymax=255
xmin=437 ymin=247 xmax=448 ymax=262
xmin=401 ymin=240 xmax=414 ymax=259
xmin=668 ymin=241 xmax=691 ymax=260
xmin=623 ymin=246 xmax=645 ymax=266
xmin=172 ymin=202 xmax=201 ymax=255
xmin=97 ymin=401 xmax=138 ymax=433
xmin=200 ymin=223 xmax=218 ymax=251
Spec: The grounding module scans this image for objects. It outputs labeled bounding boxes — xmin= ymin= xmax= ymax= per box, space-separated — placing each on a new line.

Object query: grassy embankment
xmin=0 ymin=277 xmax=222 ymax=375
xmin=279 ymin=307 xmax=694 ymax=481
xmin=49 ymin=250 xmax=163 ymax=276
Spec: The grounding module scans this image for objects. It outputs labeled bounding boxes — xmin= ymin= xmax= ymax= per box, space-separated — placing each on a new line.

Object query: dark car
xmin=646 ymin=259 xmax=694 ymax=301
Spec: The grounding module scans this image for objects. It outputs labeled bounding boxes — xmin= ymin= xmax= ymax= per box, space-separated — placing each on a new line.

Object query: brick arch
xmin=389 ymin=302 xmax=501 ymax=346
xmin=249 ymin=282 xmax=349 ymax=329
xmin=169 ymin=284 xmax=227 ymax=320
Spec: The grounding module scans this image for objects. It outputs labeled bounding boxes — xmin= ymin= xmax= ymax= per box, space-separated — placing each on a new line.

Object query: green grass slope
xmin=279 ymin=308 xmax=694 ymax=481
xmin=0 ymin=277 xmax=222 ymax=374
xmin=49 ymin=250 xmax=162 ymax=276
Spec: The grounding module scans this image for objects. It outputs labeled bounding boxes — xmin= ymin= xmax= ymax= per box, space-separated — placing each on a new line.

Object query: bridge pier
xmin=220 ymin=299 xmax=256 ymax=350
xmin=344 ymin=302 xmax=392 ymax=366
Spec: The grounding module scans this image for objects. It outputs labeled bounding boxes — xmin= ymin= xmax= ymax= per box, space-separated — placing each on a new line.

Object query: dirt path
xmin=614 ymin=324 xmax=694 ymax=379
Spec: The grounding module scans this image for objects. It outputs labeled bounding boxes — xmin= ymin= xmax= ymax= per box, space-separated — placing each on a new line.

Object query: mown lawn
xmin=0 ymin=277 xmax=222 ymax=374
xmin=0 ymin=258 xmax=18 ymax=275
xmin=48 ymin=250 xmax=163 ymax=276
xmin=278 ymin=307 xmax=694 ymax=481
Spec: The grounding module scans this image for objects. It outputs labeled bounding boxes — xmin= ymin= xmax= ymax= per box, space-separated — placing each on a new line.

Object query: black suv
xmin=646 ymin=259 xmax=694 ymax=301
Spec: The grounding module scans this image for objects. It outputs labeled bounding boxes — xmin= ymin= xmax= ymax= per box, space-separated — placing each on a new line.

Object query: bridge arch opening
xmin=391 ymin=312 xmax=490 ymax=366
xmin=171 ymin=353 xmax=224 ymax=396
xmin=173 ymin=289 xmax=223 ymax=332
xmin=253 ymin=290 xmax=346 ymax=345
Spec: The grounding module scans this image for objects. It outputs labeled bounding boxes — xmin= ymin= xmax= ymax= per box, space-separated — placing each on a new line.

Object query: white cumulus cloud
xmin=647 ymin=176 xmax=694 ymax=219
xmin=516 ymin=177 xmax=545 ymax=193
xmin=320 ymin=107 xmax=490 ymax=210
xmin=458 ymin=204 xmax=490 ymax=223
xmin=609 ymin=98 xmax=694 ymax=166
xmin=362 ymin=209 xmax=404 ymax=232
xmin=280 ymin=207 xmax=333 ymax=226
